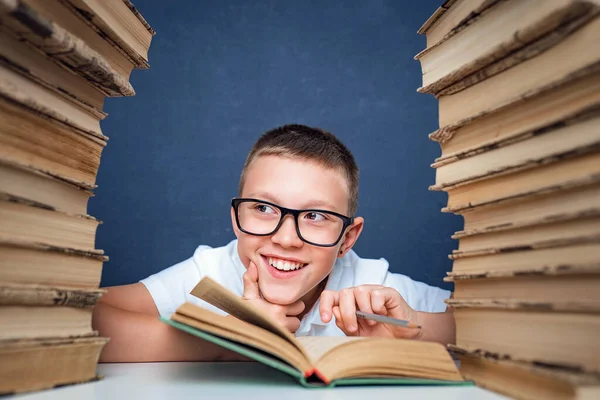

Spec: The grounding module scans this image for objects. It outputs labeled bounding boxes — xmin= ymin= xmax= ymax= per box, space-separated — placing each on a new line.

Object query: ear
xmin=231 ymin=206 xmax=241 ymax=239
xmin=338 ymin=216 xmax=364 ymax=258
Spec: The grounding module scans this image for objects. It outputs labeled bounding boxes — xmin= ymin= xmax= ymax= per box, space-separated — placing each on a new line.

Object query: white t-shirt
xmin=140 ymin=239 xmax=450 ymax=337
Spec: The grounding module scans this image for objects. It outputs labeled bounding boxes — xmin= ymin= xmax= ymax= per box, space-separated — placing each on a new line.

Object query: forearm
xmin=414 ymin=309 xmax=456 ymax=345
xmin=92 ymin=302 xmax=244 ymax=362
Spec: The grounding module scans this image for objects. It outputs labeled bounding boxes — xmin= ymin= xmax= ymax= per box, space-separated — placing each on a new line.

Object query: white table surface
xmin=15 ymin=362 xmax=509 ymax=400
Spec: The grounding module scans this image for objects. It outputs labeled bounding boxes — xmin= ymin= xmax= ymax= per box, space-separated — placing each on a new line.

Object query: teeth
xmin=268 ymin=257 xmax=304 ymax=271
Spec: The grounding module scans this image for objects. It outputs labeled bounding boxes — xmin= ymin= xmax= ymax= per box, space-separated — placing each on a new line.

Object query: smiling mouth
xmin=266 ymin=256 xmax=308 ymax=271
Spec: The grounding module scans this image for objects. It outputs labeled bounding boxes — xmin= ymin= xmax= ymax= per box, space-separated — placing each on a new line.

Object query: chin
xmin=259 ymin=285 xmax=302 ymax=306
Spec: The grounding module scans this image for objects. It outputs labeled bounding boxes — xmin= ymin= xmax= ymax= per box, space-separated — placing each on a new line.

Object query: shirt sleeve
xmin=139 ymin=254 xmax=203 ymax=318
xmin=382 ymin=272 xmax=450 ymax=313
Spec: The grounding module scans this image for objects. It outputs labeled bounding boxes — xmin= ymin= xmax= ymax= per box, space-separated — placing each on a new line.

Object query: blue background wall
xmin=91 ymin=0 xmax=462 ymax=290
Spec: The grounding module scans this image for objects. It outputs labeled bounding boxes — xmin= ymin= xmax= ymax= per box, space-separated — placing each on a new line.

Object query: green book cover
xmin=161 ymin=317 xmax=472 ymax=388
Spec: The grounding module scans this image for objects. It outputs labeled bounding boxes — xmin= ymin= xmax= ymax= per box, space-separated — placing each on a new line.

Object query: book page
xmin=190 ymin=277 xmax=304 ymax=353
xmin=312 ymin=338 xmax=464 ymax=382
xmin=296 ymin=336 xmax=364 ymax=363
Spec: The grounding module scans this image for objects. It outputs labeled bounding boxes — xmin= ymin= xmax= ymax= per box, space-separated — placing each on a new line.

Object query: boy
xmin=93 ymin=124 xmax=455 ymax=362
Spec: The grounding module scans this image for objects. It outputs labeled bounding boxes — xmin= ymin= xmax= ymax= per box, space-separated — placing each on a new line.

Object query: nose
xmin=271 ymin=215 xmax=303 ymax=248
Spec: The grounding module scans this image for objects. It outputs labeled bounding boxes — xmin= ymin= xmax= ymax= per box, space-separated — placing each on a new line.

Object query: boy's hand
xmin=319 ymin=285 xmax=421 ymax=339
xmin=242 ymin=261 xmax=305 ymax=333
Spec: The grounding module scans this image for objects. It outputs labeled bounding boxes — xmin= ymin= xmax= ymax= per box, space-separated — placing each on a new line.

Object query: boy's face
xmin=232 ymin=154 xmax=364 ymax=305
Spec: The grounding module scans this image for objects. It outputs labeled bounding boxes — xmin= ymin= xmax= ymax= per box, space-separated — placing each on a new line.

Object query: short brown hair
xmin=239 ymin=124 xmax=359 ymax=216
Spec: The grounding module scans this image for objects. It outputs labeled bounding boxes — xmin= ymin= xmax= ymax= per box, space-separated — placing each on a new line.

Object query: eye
xmin=304 ymin=212 xmax=327 ymax=222
xmin=253 ymin=203 xmax=277 ymax=214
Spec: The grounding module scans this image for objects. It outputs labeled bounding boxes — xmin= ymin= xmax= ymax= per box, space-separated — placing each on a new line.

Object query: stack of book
xmin=416 ymin=1 xmax=600 ymax=399
xmin=0 ymin=0 xmax=153 ymax=394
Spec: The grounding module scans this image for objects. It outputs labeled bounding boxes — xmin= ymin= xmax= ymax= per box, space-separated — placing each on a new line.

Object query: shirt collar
xmin=230 ymin=240 xmax=246 ymax=278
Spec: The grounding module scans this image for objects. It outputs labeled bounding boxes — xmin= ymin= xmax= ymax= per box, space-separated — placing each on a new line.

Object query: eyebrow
xmin=244 ymin=192 xmax=340 ymax=212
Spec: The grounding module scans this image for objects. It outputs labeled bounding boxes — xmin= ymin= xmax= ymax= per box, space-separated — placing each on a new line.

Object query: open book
xmin=160 ymin=277 xmax=468 ymax=388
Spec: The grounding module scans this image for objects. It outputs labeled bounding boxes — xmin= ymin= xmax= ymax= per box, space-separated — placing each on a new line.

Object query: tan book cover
xmin=0 ymin=160 xmax=93 ymax=215
xmin=0 ymin=238 xmax=105 ymax=289
xmin=416 ymin=0 xmax=598 ymax=95
xmin=454 ymin=208 xmax=600 ymax=239
xmin=449 ymin=241 xmax=600 ymax=276
xmin=0 ymin=30 xmax=105 ymax=110
xmin=452 ymin=346 xmax=600 ymax=400
xmin=0 ymin=96 xmax=105 ymax=187
xmin=447 ymin=265 xmax=600 ymax=307
xmin=61 ymin=0 xmax=153 ymax=68
xmin=0 ymin=0 xmax=134 ymax=96
xmin=437 ymin=14 xmax=600 ymax=128
xmin=418 ymin=0 xmax=461 ymax=37
xmin=0 ymin=336 xmax=108 ymax=394
xmin=454 ymin=214 xmax=600 ymax=253
xmin=430 ymin=111 xmax=600 ymax=190
xmin=457 ymin=183 xmax=600 ymax=232
xmin=417 ymin=0 xmax=491 ymax=48
xmin=0 ymin=306 xmax=95 ymax=340
xmin=0 ymin=193 xmax=100 ymax=252
xmin=122 ymin=0 xmax=155 ymax=36
xmin=429 ymin=69 xmax=600 ymax=158
xmin=0 ymin=64 xmax=105 ymax=138
xmin=450 ymin=233 xmax=600 ymax=258
xmin=443 ymin=152 xmax=600 ymax=213
xmin=450 ymin=302 xmax=600 ymax=373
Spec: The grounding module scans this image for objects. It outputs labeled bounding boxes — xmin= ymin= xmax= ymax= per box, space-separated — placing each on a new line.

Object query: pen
xmin=355 ymin=311 xmax=421 ymax=329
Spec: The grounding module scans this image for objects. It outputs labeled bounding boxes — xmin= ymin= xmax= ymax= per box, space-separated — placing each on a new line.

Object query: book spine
xmin=446 ymin=299 xmax=600 ymax=313
xmin=446 ymin=263 xmax=600 ymax=279
xmin=312 ymin=368 xmax=330 ymax=385
xmin=0 ymin=285 xmax=104 ymax=307
xmin=0 ymin=236 xmax=107 ymax=258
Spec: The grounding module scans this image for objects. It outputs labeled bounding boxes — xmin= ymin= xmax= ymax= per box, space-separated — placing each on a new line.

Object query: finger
xmin=339 ymin=289 xmax=358 ymax=333
xmin=371 ymin=289 xmax=389 ymax=315
xmin=285 ymin=317 xmax=301 ymax=333
xmin=319 ymin=290 xmax=339 ymax=323
xmin=332 ymin=306 xmax=343 ymax=329
xmin=332 ymin=306 xmax=355 ymax=336
xmin=242 ymin=261 xmax=260 ymax=300
xmin=286 ymin=300 xmax=305 ymax=316
xmin=354 ymin=287 xmax=376 ymax=326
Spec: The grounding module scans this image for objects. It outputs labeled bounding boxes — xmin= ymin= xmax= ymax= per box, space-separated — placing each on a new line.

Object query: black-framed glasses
xmin=231 ymin=198 xmax=354 ymax=247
